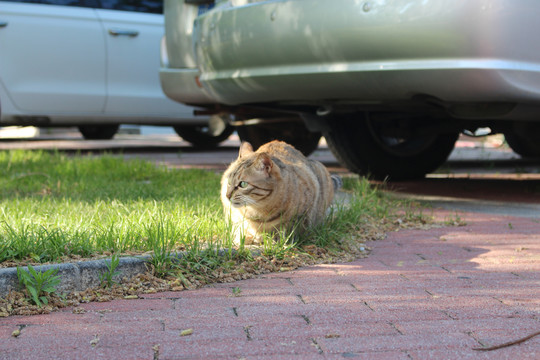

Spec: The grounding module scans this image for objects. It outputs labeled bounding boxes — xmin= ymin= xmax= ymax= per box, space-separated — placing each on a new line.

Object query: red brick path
xmin=1 ymin=210 xmax=539 ymax=359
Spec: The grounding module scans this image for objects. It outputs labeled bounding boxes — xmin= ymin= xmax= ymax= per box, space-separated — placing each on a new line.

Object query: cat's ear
xmin=257 ymin=153 xmax=279 ymax=178
xmin=239 ymin=142 xmax=254 ymax=158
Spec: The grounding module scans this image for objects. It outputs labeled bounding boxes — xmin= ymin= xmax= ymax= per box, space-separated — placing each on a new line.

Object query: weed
xmin=261 ymin=228 xmax=297 ymax=260
xmin=148 ymin=248 xmax=177 ymax=278
xmin=444 ymin=212 xmax=467 ymax=227
xmin=17 ymin=264 xmax=61 ymax=307
xmin=146 ymin=218 xmax=185 ymax=277
xmin=0 ymin=238 xmax=17 ymax=263
xmin=99 ymin=254 xmax=121 ymax=288
xmin=231 ymin=287 xmax=242 ymax=297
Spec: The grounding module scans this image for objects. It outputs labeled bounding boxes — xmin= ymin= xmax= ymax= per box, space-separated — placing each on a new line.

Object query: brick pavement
xmin=1 ymin=210 xmax=539 ymax=359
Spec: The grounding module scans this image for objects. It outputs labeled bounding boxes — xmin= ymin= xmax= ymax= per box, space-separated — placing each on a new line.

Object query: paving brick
xmin=470 ymin=328 xmax=540 ymax=349
xmin=137 ymin=290 xmax=186 ymax=299
xmin=318 ymin=332 xmax=479 ymax=353
xmin=322 ymin=351 xmax=414 ymax=359
xmin=410 ymin=346 xmax=539 ymax=360
xmin=232 ymin=306 xmax=310 ymax=326
xmin=165 ymin=323 xmax=247 ymax=341
xmin=79 ymin=298 xmax=173 ymax=312
xmin=1 ymin=333 xmax=102 ymax=360
xmin=0 ymin=325 xmax=19 ymax=339
xmin=158 ymin=338 xmax=322 ymax=358
xmin=0 ymin=310 xmax=102 ymax=326
xmin=394 ymin=316 xmax=540 ymax=336
xmin=280 ymin=320 xmax=401 ymax=340
xmin=221 ymin=277 xmax=294 ymax=289
xmin=94 ymin=308 xmax=177 ymax=323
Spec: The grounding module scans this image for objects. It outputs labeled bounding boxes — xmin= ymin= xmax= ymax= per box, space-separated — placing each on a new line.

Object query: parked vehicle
xmin=160 ymin=0 xmax=540 ymax=179
xmin=0 ymin=0 xmax=233 ymax=147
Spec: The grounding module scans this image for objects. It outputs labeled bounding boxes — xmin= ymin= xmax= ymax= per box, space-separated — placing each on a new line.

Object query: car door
xmin=96 ymin=0 xmax=188 ymax=117
xmin=0 ymin=0 xmax=106 ymax=114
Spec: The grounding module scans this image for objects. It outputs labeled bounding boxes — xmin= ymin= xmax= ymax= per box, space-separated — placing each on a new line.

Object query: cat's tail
xmin=331 ymin=174 xmax=343 ymax=191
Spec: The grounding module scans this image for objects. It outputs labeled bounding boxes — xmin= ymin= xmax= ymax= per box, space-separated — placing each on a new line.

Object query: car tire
xmin=323 ymin=113 xmax=459 ymax=180
xmin=504 ymin=123 xmax=540 ymax=158
xmin=78 ymin=125 xmax=119 ymax=140
xmin=174 ymin=115 xmax=234 ymax=148
xmin=236 ymin=119 xmax=321 ymax=156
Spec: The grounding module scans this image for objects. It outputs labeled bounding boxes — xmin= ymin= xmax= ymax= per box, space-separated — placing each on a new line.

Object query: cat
xmin=221 ymin=140 xmax=339 ymax=245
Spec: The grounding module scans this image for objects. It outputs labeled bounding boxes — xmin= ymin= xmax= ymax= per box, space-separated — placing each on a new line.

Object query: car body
xmin=161 ymin=0 xmax=540 ymax=178
xmin=0 ymin=0 xmax=232 ymax=146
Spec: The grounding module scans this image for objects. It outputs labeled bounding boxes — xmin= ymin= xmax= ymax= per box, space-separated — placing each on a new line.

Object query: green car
xmin=160 ymin=0 xmax=540 ymax=179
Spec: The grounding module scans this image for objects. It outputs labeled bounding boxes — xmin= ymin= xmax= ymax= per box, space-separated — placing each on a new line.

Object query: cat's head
xmin=223 ymin=142 xmax=281 ymax=207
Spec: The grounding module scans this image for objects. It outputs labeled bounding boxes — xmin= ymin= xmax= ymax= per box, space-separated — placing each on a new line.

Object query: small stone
xmin=180 ymin=328 xmax=193 ymax=336
xmin=90 ymin=336 xmax=99 ymax=347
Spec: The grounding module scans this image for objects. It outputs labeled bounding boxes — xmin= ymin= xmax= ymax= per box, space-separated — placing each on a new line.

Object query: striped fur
xmin=221 ymin=140 xmax=335 ymax=245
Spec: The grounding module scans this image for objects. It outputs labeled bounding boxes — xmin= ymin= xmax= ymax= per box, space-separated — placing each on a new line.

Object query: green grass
xmin=0 ymin=150 xmax=423 ymax=269
xmin=0 ymin=150 xmax=227 ymax=264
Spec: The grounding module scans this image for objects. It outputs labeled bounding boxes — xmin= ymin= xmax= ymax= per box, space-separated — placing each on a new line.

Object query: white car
xmin=0 ymin=0 xmax=232 ymax=147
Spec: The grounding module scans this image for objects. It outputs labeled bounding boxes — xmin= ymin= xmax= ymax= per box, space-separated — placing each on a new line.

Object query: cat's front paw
xmin=232 ymin=232 xmax=262 ymax=246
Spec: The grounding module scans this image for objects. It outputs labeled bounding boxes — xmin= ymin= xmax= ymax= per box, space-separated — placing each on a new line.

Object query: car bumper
xmin=191 ymin=0 xmax=540 ymax=111
xmin=159 ymin=67 xmax=215 ymax=105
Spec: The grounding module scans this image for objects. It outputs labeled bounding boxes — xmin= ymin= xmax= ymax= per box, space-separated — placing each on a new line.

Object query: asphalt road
xmin=1 ymin=126 xmax=539 ymax=217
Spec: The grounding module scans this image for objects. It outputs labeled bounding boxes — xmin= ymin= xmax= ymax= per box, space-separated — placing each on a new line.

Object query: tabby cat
xmin=221 ymin=140 xmax=338 ymax=245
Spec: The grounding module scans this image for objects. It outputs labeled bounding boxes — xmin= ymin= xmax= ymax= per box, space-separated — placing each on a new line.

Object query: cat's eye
xmin=238 ymin=181 xmax=249 ymax=188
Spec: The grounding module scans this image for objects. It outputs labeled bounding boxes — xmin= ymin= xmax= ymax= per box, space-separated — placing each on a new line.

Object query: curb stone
xmin=0 ymin=248 xmax=259 ymax=297
xmin=0 ymin=256 xmax=149 ymax=297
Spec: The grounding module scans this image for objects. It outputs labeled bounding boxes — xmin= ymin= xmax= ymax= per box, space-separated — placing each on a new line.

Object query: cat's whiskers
xmin=230 ymin=194 xmax=257 ymax=207
xmin=239 ymin=195 xmax=257 ymax=206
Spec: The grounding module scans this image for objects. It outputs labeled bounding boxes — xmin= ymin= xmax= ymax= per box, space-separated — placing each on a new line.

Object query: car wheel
xmin=236 ymin=119 xmax=321 ymax=156
xmin=78 ymin=125 xmax=119 ymax=140
xmin=174 ymin=115 xmax=234 ymax=148
xmin=504 ymin=123 xmax=540 ymax=158
xmin=323 ymin=113 xmax=459 ymax=180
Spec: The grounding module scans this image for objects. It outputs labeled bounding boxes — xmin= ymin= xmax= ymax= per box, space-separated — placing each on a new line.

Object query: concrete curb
xmin=0 ymin=248 xmax=257 ymax=297
xmin=0 ymin=256 xmax=149 ymax=297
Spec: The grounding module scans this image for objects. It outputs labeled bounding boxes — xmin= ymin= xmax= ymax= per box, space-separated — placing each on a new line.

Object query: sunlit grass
xmin=0 ymin=150 xmax=228 ymax=264
xmin=0 ymin=150 xmax=425 ymax=269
